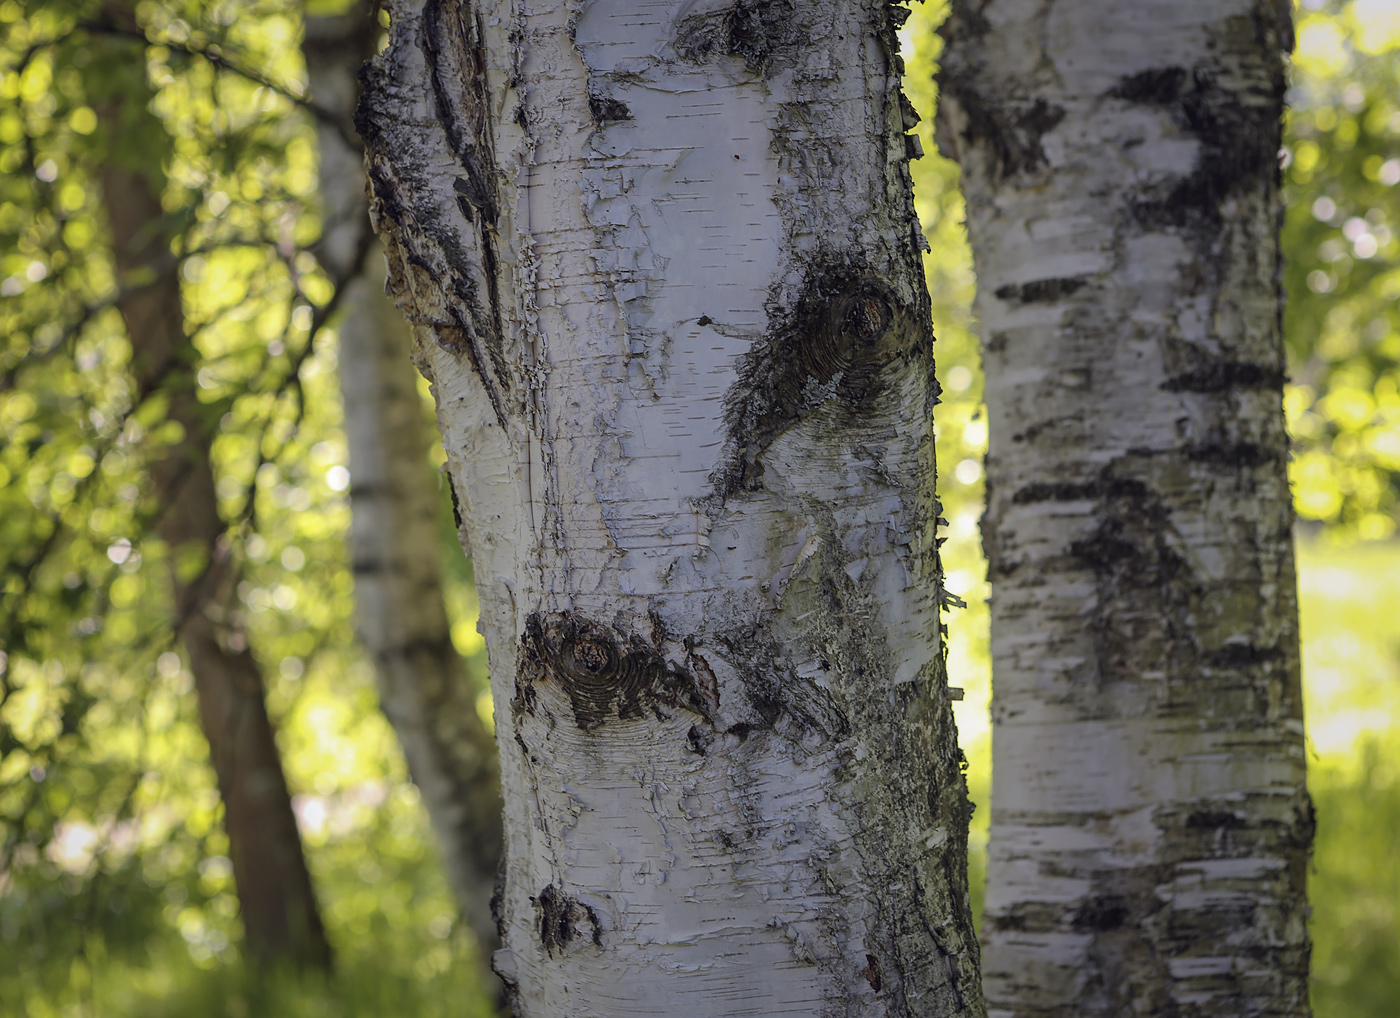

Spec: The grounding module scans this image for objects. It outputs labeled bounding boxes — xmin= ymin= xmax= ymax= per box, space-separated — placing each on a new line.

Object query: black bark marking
xmin=452 ymin=174 xmax=486 ymax=223
xmin=363 ymin=162 xmax=408 ymax=221
xmin=993 ymin=276 xmax=1088 ymax=304
xmin=490 ymin=864 xmax=508 ymax=938
xmin=1108 ymin=66 xmax=1189 ymax=105
xmin=1062 ymin=468 xmax=1198 ymax=695
xmin=986 ymin=907 xmax=1032 ymax=933
xmin=1026 ymin=449 xmax=1301 ymax=731
xmin=352 ymin=60 xmax=387 ymax=142
xmin=535 ymin=884 xmax=571 ymax=953
xmin=1013 ymin=447 xmax=1279 ymax=511
xmin=1161 ymin=360 xmax=1286 ymax=393
xmin=719 ymin=259 xmax=910 ymax=493
xmin=1186 ymin=809 xmax=1246 ymax=829
xmin=490 ymin=869 xmax=522 ymax=1011
xmin=516 ymin=612 xmax=708 ymax=730
xmin=1070 ymin=897 xmax=1130 ymax=932
xmin=419 ymin=0 xmax=511 ymax=391
xmin=994 ymin=888 xmax=1155 ymax=937
xmin=937 ymin=0 xmax=991 ymax=49
xmin=935 ymin=67 xmax=1065 ymax=180
xmin=534 ymin=884 xmax=602 ymax=955
xmin=674 ymin=0 xmax=798 ymax=74
xmin=646 ymin=607 xmax=667 ymax=649
xmin=1067 ymin=514 xmax=1183 ymax=584
xmin=442 ymin=307 xmax=510 ymax=430
xmin=1011 ymin=477 xmax=1149 ymax=506
xmin=685 ymin=643 xmax=721 ymax=709
xmin=1206 ymin=643 xmax=1283 ymax=668
xmin=588 ymin=93 xmax=632 ymax=123
xmin=686 ymin=724 xmax=713 ymax=756
xmin=511 ymin=669 xmax=538 ymax=719
xmin=446 ymin=472 xmax=464 ymax=531
xmin=864 ymin=953 xmax=883 ymax=993
xmin=423 ymin=1 xmax=499 ymax=223
xmin=1118 ymin=61 xmax=1286 ymax=230
xmin=1183 ymin=440 xmax=1279 ymax=468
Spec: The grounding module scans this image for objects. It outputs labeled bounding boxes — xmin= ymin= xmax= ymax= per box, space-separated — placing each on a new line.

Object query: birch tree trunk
xmin=356 ymin=0 xmax=985 ymax=1013
xmin=937 ymin=2 xmax=1312 ymax=1015
xmin=97 ymin=21 xmax=330 ymax=969
xmin=303 ymin=10 xmax=505 ymax=962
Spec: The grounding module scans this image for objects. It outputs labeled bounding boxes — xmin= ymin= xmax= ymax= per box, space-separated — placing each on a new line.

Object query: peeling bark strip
xmin=358 ymin=0 xmax=984 ymax=1014
xmin=939 ymin=1 xmax=1310 ymax=1016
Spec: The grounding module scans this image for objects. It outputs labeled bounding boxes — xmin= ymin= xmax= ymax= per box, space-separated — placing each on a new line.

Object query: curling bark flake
xmin=357 ymin=0 xmax=985 ymax=1014
xmin=303 ymin=10 xmax=505 ymax=962
xmin=937 ymin=2 xmax=1312 ymax=1015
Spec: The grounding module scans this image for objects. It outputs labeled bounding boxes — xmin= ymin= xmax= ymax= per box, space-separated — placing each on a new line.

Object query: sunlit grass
xmin=1297 ymin=538 xmax=1400 ymax=1017
xmin=4 ymin=936 xmax=497 ymax=1018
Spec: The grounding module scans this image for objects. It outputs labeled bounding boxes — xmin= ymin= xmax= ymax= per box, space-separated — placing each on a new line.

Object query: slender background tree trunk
xmin=357 ymin=0 xmax=984 ymax=1013
xmin=98 ymin=19 xmax=330 ymax=970
xmin=302 ymin=8 xmax=505 ymax=963
xmin=938 ymin=1 xmax=1312 ymax=1015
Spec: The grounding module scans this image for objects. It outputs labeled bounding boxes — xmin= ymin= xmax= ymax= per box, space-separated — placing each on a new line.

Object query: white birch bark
xmin=356 ymin=0 xmax=985 ymax=1013
xmin=936 ymin=2 xmax=1312 ymax=1015
xmin=303 ymin=11 xmax=506 ymax=961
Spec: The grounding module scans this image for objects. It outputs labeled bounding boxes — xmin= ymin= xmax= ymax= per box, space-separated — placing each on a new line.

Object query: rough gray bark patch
xmin=516 ymin=613 xmax=709 ymax=730
xmin=719 ymin=259 xmax=916 ymax=493
xmin=534 ymin=883 xmax=603 ymax=954
xmin=673 ymin=0 xmax=799 ymax=74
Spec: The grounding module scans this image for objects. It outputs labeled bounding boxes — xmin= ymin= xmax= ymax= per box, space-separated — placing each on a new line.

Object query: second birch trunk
xmin=938 ymin=2 xmax=1312 ymax=1015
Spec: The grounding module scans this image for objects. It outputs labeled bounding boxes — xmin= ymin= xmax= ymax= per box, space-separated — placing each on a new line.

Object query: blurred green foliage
xmin=0 ymin=0 xmax=1396 ymax=1015
xmin=1283 ymin=0 xmax=1400 ymax=538
xmin=1297 ymin=540 xmax=1400 ymax=1016
xmin=1 ymin=0 xmax=494 ymax=1013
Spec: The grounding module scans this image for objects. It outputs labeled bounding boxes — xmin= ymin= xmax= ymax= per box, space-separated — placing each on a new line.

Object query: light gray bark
xmin=355 ymin=0 xmax=984 ymax=1014
xmin=303 ymin=10 xmax=505 ymax=961
xmin=937 ymin=2 xmax=1312 ymax=1015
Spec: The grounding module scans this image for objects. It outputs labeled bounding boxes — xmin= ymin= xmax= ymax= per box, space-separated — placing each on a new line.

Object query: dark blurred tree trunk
xmin=96 ymin=14 xmax=331 ymax=971
xmin=938 ymin=1 xmax=1312 ymax=1014
xmin=303 ymin=6 xmax=505 ymax=967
